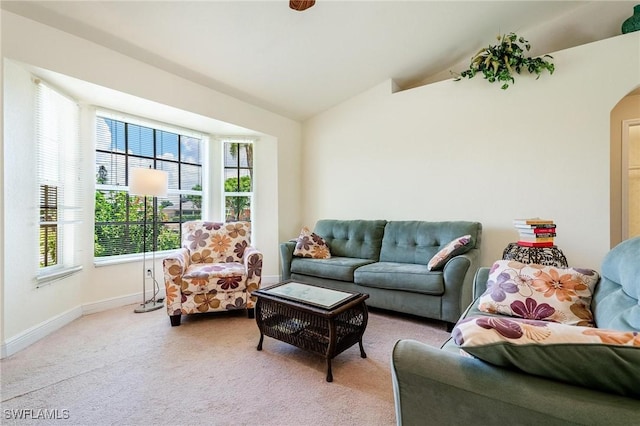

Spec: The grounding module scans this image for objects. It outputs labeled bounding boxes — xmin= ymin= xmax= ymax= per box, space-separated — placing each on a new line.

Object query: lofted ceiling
xmin=2 ymin=1 xmax=638 ymax=121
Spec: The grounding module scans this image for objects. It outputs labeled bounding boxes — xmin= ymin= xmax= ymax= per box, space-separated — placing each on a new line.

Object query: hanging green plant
xmin=454 ymin=32 xmax=555 ymax=90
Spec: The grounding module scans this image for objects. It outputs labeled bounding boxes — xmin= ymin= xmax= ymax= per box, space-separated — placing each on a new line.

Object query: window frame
xmin=94 ymin=112 xmax=205 ymax=260
xmin=222 ymin=139 xmax=254 ymax=223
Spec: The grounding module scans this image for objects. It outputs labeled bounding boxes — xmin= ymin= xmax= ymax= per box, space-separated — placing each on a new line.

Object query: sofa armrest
xmin=439 ymin=248 xmax=479 ymax=323
xmin=279 ymin=241 xmax=296 ymax=280
xmin=162 ymin=247 xmax=190 ymax=316
xmin=391 ymin=339 xmax=640 ymax=426
xmin=472 ymin=266 xmax=490 ymax=299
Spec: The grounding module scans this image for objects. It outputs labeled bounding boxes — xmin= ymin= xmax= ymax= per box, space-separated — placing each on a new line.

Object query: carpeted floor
xmin=0 ymin=304 xmax=450 ymax=426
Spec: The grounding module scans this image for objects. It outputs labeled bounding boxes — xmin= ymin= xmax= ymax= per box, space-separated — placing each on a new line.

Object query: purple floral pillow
xmin=477 ymin=260 xmax=599 ymax=326
xmin=427 ymin=235 xmax=472 ymax=271
xmin=293 ymin=227 xmax=331 ymax=259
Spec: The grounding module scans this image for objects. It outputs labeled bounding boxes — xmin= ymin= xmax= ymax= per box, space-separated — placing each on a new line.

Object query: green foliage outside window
xmin=225 ymin=175 xmax=251 ymax=222
xmin=94 ymin=190 xmax=180 ymax=257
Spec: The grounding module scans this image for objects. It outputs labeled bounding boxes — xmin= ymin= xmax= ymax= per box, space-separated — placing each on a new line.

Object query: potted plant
xmin=454 ymin=33 xmax=554 ymax=89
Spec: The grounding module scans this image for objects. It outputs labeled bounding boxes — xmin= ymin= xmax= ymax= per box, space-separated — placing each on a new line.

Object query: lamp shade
xmin=129 ymin=168 xmax=168 ymax=197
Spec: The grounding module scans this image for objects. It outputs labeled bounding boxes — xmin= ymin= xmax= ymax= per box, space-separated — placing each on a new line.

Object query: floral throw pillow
xmin=452 ymin=315 xmax=640 ymax=398
xmin=293 ymin=227 xmax=331 ymax=259
xmin=427 ymin=235 xmax=472 ymax=271
xmin=477 ymin=260 xmax=599 ymax=326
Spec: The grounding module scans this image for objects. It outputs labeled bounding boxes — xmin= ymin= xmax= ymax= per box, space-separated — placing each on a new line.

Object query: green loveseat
xmin=280 ymin=219 xmax=482 ymax=327
xmin=391 ymin=237 xmax=640 ymax=425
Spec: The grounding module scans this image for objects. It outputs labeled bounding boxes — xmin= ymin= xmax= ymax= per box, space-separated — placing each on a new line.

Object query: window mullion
xmin=94 ymin=115 xmax=203 ymax=259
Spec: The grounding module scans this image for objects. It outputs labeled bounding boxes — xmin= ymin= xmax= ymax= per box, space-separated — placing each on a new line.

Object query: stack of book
xmin=513 ymin=218 xmax=556 ymax=247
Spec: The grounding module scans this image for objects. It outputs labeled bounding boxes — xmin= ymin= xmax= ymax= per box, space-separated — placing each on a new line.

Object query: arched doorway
xmin=611 ymin=89 xmax=640 ymax=246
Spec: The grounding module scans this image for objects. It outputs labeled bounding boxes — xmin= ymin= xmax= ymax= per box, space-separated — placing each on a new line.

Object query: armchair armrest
xmin=243 ymin=245 xmax=263 ymax=308
xmin=162 ymin=247 xmax=190 ymax=315
xmin=279 ymin=241 xmax=296 ymax=280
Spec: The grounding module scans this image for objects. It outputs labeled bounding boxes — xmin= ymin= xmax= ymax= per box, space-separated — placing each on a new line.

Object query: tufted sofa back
xmin=592 ymin=236 xmax=640 ymax=331
xmin=314 ymin=219 xmax=387 ymax=260
xmin=181 ymin=221 xmax=252 ymax=263
xmin=380 ymin=221 xmax=482 ymax=265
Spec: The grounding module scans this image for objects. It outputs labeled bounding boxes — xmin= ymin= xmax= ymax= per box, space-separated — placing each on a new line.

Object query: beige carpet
xmin=0 ymin=304 xmax=450 ymax=426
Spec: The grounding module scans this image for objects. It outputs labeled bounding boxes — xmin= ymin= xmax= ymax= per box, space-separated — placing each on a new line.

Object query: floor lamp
xmin=129 ymin=167 xmax=168 ymax=313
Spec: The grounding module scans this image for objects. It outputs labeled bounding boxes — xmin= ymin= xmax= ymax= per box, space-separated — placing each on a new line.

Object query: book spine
xmin=518 ymin=237 xmax=555 ymax=243
xmin=517 ymin=241 xmax=554 ymax=247
xmin=532 ymin=227 xmax=556 ymax=234
xmin=518 ymin=232 xmax=557 ymax=238
xmin=513 ymin=219 xmax=555 ymax=225
xmin=513 ymin=224 xmax=557 ymax=229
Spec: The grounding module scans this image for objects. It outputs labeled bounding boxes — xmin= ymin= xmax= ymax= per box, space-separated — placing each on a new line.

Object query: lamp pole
xmin=129 ymin=167 xmax=168 ymax=313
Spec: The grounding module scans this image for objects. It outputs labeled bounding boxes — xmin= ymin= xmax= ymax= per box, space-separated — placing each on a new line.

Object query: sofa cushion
xmin=293 ymin=226 xmax=331 ymax=259
xmin=354 ymin=262 xmax=444 ymax=295
xmin=290 ymin=256 xmax=376 ymax=282
xmin=478 ymin=260 xmax=599 ymax=326
xmin=593 ymin=236 xmax=640 ymax=330
xmin=314 ymin=219 xmax=387 ymax=260
xmin=452 ymin=315 xmax=640 ymax=398
xmin=427 ymin=234 xmax=472 ymax=271
xmin=379 ymin=221 xmax=480 ymax=265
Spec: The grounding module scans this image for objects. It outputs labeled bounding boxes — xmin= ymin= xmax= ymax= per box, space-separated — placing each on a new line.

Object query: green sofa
xmin=280 ymin=219 xmax=482 ymax=327
xmin=391 ymin=237 xmax=640 ymax=425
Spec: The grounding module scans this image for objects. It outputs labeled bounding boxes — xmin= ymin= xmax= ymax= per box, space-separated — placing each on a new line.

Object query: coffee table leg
xmin=326 ymin=359 xmax=333 ymax=382
xmin=257 ymin=333 xmax=264 ymax=351
xmin=359 ymin=339 xmax=367 ymax=358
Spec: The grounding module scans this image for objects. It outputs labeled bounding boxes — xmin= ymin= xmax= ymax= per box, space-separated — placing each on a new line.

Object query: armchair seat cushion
xmin=182 ymin=262 xmax=247 ymax=293
xmin=290 ymin=256 xmax=376 ymax=282
xmin=354 ymin=262 xmax=444 ymax=295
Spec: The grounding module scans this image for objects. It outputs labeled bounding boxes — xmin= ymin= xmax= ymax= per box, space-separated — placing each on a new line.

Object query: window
xmin=94 ymin=113 xmax=203 ymax=258
xmin=35 ymin=79 xmax=83 ymax=281
xmin=223 ymin=140 xmax=253 ymax=222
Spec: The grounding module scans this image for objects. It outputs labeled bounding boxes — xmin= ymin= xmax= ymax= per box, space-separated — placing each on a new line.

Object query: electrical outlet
xmin=146 ymin=268 xmax=153 ymax=277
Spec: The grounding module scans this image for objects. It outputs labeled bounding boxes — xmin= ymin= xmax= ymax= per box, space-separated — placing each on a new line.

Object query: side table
xmin=502 ymin=242 xmax=568 ymax=267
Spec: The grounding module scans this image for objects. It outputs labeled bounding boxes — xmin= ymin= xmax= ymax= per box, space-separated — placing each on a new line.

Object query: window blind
xmin=35 ymin=79 xmax=83 ymax=283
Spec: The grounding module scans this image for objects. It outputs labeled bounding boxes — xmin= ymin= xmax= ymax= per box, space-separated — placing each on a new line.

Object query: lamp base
xmin=134 ymin=300 xmax=164 ymax=313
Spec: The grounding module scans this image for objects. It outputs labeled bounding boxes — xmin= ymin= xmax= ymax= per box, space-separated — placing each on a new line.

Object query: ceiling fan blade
xmin=290 ymin=1 xmax=316 ymax=12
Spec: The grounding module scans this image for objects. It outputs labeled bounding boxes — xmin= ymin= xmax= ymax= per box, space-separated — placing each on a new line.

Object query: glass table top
xmin=263 ymin=282 xmax=356 ymax=309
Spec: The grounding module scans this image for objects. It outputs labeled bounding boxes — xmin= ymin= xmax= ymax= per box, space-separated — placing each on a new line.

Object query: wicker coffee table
xmin=253 ymin=281 xmax=369 ymax=382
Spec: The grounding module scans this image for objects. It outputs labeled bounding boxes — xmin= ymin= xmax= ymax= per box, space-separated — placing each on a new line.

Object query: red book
xmin=517 ymin=241 xmax=554 ymax=247
xmin=528 ymin=227 xmax=557 ymax=234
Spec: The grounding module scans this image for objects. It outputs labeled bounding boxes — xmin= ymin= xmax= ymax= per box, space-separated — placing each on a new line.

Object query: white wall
xmin=303 ymin=33 xmax=640 ymax=270
xmin=1 ymin=10 xmax=302 ymax=355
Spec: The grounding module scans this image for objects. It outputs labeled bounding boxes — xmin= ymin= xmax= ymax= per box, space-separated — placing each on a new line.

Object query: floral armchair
xmin=162 ymin=221 xmax=263 ymax=326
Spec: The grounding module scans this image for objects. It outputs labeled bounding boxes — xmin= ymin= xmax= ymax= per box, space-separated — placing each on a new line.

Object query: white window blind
xmin=35 ymin=79 xmax=83 ymax=284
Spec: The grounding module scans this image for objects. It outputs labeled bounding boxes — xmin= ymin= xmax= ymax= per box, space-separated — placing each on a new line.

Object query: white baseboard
xmin=1 ymin=288 xmax=165 ymax=359
xmin=1 ymin=305 xmax=82 ymax=359
xmin=1 ymin=278 xmax=281 ymax=358
xmin=81 ymin=288 xmax=166 ymax=315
